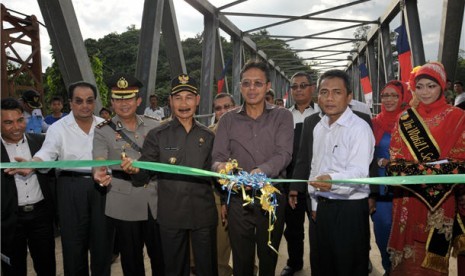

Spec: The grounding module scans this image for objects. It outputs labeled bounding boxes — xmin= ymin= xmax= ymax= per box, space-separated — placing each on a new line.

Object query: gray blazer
xmin=93 ymin=115 xmax=160 ymax=221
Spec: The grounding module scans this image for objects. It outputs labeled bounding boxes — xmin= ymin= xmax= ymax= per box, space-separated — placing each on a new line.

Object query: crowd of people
xmin=1 ymin=58 xmax=465 ymax=276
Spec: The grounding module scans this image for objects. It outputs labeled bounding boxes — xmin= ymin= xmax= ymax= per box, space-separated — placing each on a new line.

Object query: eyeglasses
xmin=240 ymin=80 xmax=266 ymax=89
xmin=380 ymin=94 xmax=399 ymax=99
xmin=214 ymin=104 xmax=233 ymax=112
xmin=72 ymin=98 xmax=95 ymax=105
xmin=290 ymin=83 xmax=312 ymax=91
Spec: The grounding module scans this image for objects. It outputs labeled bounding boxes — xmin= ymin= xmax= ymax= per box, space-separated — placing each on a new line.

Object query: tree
xmin=43 ymin=52 xmax=67 ymax=112
xmin=43 ymin=51 xmax=108 ymax=113
xmin=43 ymin=26 xmax=312 ymax=108
xmin=455 ymin=49 xmax=465 ymax=82
xmin=249 ymin=30 xmax=314 ymax=76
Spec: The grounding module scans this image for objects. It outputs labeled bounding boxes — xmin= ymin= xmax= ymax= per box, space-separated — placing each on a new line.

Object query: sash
xmin=398 ymin=108 xmax=440 ymax=162
xmin=107 ymin=121 xmax=142 ymax=152
xmin=386 ymin=159 xmax=464 ymax=211
xmin=392 ymin=108 xmax=456 ymax=211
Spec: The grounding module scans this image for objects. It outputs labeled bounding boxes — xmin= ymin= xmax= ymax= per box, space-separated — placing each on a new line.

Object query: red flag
xmin=395 ymin=19 xmax=412 ymax=83
xmin=217 ymin=59 xmax=231 ymax=94
xmin=217 ymin=79 xmax=225 ymax=94
xmin=359 ymin=63 xmax=373 ymax=107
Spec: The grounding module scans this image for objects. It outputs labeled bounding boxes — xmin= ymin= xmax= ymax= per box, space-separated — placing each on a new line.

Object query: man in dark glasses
xmin=282 ymin=71 xmax=319 ymax=276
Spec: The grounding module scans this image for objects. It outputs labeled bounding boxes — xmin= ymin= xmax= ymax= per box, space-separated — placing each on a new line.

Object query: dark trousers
xmin=228 ymin=194 xmax=285 ymax=276
xmin=112 ymin=209 xmax=165 ymax=276
xmin=57 ymin=176 xmax=113 ymax=276
xmin=283 ymin=192 xmax=310 ymax=270
xmin=371 ymin=200 xmax=392 ymax=273
xmin=159 ymin=225 xmax=217 ymax=276
xmin=1 ymin=200 xmax=55 ymax=276
xmin=309 ymin=213 xmax=319 ymax=275
xmin=315 ymin=198 xmax=370 ymax=276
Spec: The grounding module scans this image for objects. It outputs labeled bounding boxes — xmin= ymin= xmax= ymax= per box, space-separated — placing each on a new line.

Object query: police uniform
xmin=133 ymin=74 xmax=218 ymax=276
xmin=92 ymin=74 xmax=164 ymax=276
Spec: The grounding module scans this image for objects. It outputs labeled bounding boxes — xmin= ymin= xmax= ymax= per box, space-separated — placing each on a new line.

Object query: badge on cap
xmin=179 ymin=75 xmax=189 ymax=84
xmin=169 ymin=157 xmax=177 ymax=164
xmin=117 ymin=77 xmax=129 ymax=89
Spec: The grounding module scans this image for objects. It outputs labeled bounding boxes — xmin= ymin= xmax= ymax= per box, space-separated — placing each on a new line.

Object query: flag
xmin=359 ymin=62 xmax=373 ymax=108
xmin=217 ymin=59 xmax=232 ymax=94
xmin=395 ymin=19 xmax=412 ymax=84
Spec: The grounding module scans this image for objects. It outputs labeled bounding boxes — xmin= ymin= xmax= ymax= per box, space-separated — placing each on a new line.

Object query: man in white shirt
xmin=1 ymin=98 xmax=55 ymax=276
xmin=350 ymin=99 xmax=372 ymax=118
xmin=454 ymin=81 xmax=465 ymax=106
xmin=144 ymin=94 xmax=164 ymax=120
xmin=33 ymin=81 xmax=113 ymax=276
xmin=282 ymin=71 xmax=319 ymax=276
xmin=308 ymin=70 xmax=374 ymax=275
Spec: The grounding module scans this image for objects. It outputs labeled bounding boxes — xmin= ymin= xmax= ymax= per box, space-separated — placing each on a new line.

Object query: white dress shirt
xmin=288 ymin=102 xmax=320 ymax=127
xmin=34 ymin=111 xmax=104 ymax=172
xmin=308 ymin=107 xmax=374 ymax=211
xmin=2 ymin=135 xmax=44 ymax=206
xmin=350 ymin=99 xmax=372 ymax=118
xmin=144 ymin=106 xmax=164 ymax=120
xmin=455 ymin=93 xmax=465 ymax=106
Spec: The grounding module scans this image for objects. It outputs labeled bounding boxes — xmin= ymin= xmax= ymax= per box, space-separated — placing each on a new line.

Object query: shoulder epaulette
xmin=144 ymin=114 xmax=161 ymax=121
xmin=96 ymin=119 xmax=110 ymax=129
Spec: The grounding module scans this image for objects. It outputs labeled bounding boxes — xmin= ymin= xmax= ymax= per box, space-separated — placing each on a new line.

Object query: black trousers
xmin=112 ymin=209 xmax=164 ymax=276
xmin=1 ymin=200 xmax=55 ymax=276
xmin=283 ymin=192 xmax=310 ymax=270
xmin=227 ymin=194 xmax=285 ymax=276
xmin=159 ymin=224 xmax=217 ymax=276
xmin=314 ymin=198 xmax=370 ymax=276
xmin=57 ymin=176 xmax=113 ymax=276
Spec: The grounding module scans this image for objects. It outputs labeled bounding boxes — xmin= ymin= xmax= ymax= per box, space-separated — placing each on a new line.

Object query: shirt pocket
xmin=109 ymin=178 xmax=132 ymax=195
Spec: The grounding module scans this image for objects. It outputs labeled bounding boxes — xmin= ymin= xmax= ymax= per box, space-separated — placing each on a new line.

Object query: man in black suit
xmin=1 ymin=98 xmax=55 ymax=276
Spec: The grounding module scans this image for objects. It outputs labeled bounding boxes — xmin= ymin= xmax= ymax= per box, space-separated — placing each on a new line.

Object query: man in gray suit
xmin=92 ymin=74 xmax=164 ymax=275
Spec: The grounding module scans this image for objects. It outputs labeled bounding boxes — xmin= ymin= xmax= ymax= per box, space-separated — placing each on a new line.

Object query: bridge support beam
xmin=438 ymin=0 xmax=465 ymax=81
xmin=37 ymin=0 xmax=101 ymax=111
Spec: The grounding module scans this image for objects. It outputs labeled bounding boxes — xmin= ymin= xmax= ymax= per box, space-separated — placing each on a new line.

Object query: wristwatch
xmin=377 ymin=158 xmax=385 ymax=168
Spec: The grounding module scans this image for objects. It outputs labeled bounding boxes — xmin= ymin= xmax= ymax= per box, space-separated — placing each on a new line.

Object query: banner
xmin=359 ymin=62 xmax=373 ymax=108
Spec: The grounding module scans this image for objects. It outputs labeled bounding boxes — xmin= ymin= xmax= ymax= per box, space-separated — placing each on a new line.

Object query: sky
xmin=3 ymin=0 xmax=465 ymax=73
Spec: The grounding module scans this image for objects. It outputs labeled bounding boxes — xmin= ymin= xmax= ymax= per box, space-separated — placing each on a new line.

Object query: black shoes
xmin=280 ymin=265 xmax=301 ymax=276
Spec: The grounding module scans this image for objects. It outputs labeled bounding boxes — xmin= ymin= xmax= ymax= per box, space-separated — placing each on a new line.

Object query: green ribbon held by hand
xmin=1 ymin=160 xmax=464 ymax=184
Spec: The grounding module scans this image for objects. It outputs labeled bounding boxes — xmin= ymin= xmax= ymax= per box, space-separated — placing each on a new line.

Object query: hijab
xmin=372 ymin=80 xmax=407 ymax=145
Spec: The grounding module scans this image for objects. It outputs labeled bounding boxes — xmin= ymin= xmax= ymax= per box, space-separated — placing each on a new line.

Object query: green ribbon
xmin=1 ymin=160 xmax=464 ymax=185
xmin=272 ymin=175 xmax=465 ymax=185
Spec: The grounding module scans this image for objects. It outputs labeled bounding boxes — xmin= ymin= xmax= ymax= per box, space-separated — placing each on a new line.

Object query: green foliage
xmin=43 ymin=26 xmax=314 ymax=107
xmin=249 ymin=30 xmax=313 ymax=76
xmin=44 ymin=53 xmax=67 ymax=113
xmin=91 ymin=55 xmax=109 ymax=108
xmin=455 ymin=49 xmax=465 ymax=82
xmin=85 ymin=25 xmax=140 ymax=79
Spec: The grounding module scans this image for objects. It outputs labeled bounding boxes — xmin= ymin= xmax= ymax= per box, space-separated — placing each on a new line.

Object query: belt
xmin=58 ymin=170 xmax=92 ymax=178
xmin=112 ymin=171 xmax=132 ymax=181
xmin=317 ymin=196 xmax=337 ymax=203
xmin=18 ymin=200 xmax=46 ymax=213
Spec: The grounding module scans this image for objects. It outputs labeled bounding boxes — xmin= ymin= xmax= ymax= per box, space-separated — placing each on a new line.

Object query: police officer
xmin=121 ymin=74 xmax=218 ymax=276
xmin=92 ymin=74 xmax=164 ymax=276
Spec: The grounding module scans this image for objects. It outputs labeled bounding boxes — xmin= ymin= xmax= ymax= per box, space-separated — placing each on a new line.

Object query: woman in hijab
xmin=371 ymin=80 xmax=408 ymax=275
xmin=387 ymin=62 xmax=465 ymax=275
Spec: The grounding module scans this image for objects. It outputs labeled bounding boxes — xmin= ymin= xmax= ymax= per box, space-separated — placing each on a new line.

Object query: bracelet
xmin=377 ymin=158 xmax=385 ymax=168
